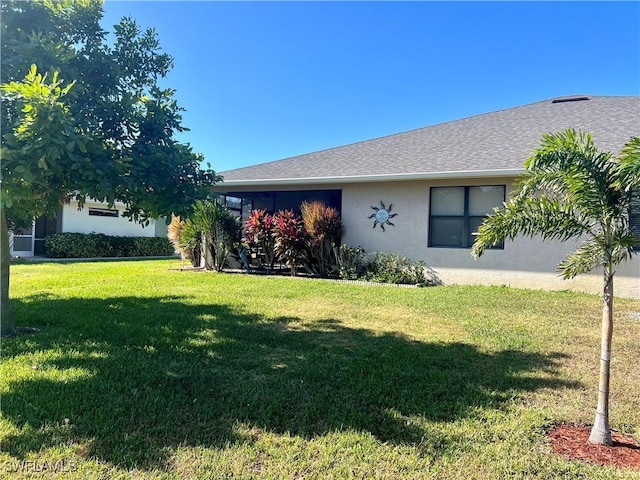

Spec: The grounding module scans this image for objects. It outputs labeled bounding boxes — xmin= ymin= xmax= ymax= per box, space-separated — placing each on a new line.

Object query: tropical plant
xmin=169 ymin=214 xmax=201 ymax=266
xmin=301 ymin=200 xmax=344 ymax=276
xmin=191 ymin=200 xmax=218 ymax=270
xmin=244 ymin=209 xmax=277 ymax=270
xmin=178 ymin=217 xmax=202 ymax=268
xmin=211 ymin=204 xmax=242 ymax=272
xmin=179 ymin=200 xmax=241 ymax=271
xmin=616 ymin=137 xmax=640 ymax=190
xmin=472 ymin=129 xmax=640 ymax=445
xmin=272 ymin=209 xmax=307 ymax=276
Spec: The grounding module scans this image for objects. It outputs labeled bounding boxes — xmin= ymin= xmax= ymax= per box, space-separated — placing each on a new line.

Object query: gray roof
xmin=218 ymin=95 xmax=640 ymax=187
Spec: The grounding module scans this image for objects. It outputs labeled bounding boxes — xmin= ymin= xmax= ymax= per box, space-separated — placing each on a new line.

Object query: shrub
xmin=178 ymin=217 xmax=202 ymax=267
xmin=338 ymin=245 xmax=439 ymax=286
xmin=364 ymin=251 xmax=429 ymax=286
xmin=273 ymin=210 xmax=307 ymax=275
xmin=45 ymin=233 xmax=173 ymax=258
xmin=301 ymin=201 xmax=343 ymax=276
xmin=244 ymin=209 xmax=277 ymax=270
xmin=132 ymin=237 xmax=175 ymax=257
xmin=338 ymin=244 xmax=367 ymax=280
xmin=45 ymin=233 xmax=110 ymax=258
xmin=176 ymin=200 xmax=241 ymax=270
xmin=210 ymin=204 xmax=242 ymax=272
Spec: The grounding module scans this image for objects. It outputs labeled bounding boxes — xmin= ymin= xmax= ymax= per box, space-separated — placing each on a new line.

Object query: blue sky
xmin=101 ymin=1 xmax=640 ymax=174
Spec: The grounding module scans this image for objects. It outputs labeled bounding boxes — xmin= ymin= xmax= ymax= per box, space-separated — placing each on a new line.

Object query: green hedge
xmin=45 ymin=233 xmax=175 ymax=258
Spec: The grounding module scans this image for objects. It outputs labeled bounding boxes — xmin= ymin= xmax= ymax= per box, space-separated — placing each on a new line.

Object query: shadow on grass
xmin=2 ymin=295 xmax=577 ymax=471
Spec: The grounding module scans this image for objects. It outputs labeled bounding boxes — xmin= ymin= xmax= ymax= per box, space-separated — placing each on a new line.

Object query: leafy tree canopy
xmin=0 ymin=0 xmax=219 ymax=336
xmin=1 ymin=0 xmax=220 ymax=225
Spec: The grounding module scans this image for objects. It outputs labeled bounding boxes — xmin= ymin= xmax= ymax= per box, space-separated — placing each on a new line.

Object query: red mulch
xmin=548 ymin=423 xmax=640 ymax=471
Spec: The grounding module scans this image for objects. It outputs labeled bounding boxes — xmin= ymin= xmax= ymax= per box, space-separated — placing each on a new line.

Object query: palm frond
xmin=557 ymin=239 xmax=604 ymax=279
xmin=519 ymin=130 xmax=620 ymax=220
xmin=609 ymin=231 xmax=638 ymax=266
xmin=471 ymin=195 xmax=591 ymax=258
xmin=473 ymin=128 xmax=637 ymax=270
xmin=615 ymin=137 xmax=640 ymax=190
xmin=558 ymin=230 xmax=637 ymax=280
xmin=179 ymin=218 xmax=201 ymax=254
xmin=524 ymin=129 xmax=598 ymax=173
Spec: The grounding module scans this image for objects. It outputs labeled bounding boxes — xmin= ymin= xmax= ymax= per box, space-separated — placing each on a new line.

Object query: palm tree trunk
xmin=201 ymin=234 xmax=214 ymax=270
xmin=1 ymin=207 xmax=16 ymax=336
xmin=588 ymin=270 xmax=614 ymax=445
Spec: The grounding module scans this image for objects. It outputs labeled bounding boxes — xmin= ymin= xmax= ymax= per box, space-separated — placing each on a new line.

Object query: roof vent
xmin=551 ymin=96 xmax=590 ymax=104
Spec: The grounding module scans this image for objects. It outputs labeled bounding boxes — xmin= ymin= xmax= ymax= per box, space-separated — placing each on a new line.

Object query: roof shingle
xmin=219 ymin=96 xmax=640 ymax=185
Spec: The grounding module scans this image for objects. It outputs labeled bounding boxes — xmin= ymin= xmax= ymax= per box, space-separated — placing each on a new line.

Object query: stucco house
xmin=212 ymin=95 xmax=640 ymax=298
xmin=9 ymin=199 xmax=168 ymax=257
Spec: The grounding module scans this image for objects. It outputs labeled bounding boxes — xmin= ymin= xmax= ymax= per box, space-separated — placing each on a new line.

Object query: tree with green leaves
xmin=1 ymin=1 xmax=220 ymax=336
xmin=472 ymin=129 xmax=640 ymax=446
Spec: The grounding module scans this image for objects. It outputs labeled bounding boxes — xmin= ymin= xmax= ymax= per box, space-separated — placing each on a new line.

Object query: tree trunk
xmin=1 ymin=207 xmax=16 ymax=336
xmin=588 ymin=271 xmax=614 ymax=445
xmin=201 ymin=234 xmax=214 ymax=270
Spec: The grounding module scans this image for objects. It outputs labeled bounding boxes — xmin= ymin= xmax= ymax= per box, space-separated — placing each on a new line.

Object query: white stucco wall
xmin=341 ymin=179 xmax=640 ymax=299
xmin=62 ymin=201 xmax=157 ymax=237
xmin=341 ymin=180 xmax=430 ymax=260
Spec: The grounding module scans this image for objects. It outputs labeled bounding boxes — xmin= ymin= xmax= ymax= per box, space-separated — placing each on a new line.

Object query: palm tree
xmin=472 ymin=129 xmax=639 ymax=446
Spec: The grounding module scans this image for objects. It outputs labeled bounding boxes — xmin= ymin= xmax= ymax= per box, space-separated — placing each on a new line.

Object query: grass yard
xmin=1 ymin=259 xmax=639 ymax=479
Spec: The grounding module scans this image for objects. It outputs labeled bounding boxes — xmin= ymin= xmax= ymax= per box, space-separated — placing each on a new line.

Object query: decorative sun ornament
xmin=368 ymin=201 xmax=398 ymax=231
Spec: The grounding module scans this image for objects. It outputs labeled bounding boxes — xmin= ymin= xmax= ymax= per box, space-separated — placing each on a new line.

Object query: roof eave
xmin=215 ymin=168 xmax=525 ymax=188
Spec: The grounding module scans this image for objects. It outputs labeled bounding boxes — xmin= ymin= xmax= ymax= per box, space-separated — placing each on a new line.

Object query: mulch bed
xmin=548 ymin=423 xmax=640 ymax=471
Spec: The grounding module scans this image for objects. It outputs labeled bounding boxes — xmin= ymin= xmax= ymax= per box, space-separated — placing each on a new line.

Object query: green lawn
xmin=1 ymin=259 xmax=639 ymax=479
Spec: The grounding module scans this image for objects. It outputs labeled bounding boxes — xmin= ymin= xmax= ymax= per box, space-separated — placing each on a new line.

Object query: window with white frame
xmin=429 ymin=185 xmax=505 ymax=248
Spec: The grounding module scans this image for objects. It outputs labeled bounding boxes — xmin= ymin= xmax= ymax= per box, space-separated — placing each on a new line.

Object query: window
xmin=429 ymin=185 xmax=505 ymax=248
xmin=223 ymin=195 xmax=242 ymax=213
xmin=221 ymin=195 xmax=242 ymax=218
xmin=221 ymin=195 xmax=253 ymax=224
xmin=631 ymin=190 xmax=640 ymax=250
xmin=223 ymin=189 xmax=342 ymax=215
xmin=34 ymin=215 xmax=59 ymax=255
xmin=88 ymin=208 xmax=118 ymax=217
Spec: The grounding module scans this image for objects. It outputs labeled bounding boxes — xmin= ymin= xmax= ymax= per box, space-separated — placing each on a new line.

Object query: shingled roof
xmin=219 ymin=95 xmax=640 ymax=186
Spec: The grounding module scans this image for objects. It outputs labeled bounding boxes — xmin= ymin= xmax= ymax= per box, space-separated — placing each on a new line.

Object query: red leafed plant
xmin=244 ymin=209 xmax=277 ymax=269
xmin=272 ymin=210 xmax=307 ymax=275
xmin=301 ymin=201 xmax=343 ymax=276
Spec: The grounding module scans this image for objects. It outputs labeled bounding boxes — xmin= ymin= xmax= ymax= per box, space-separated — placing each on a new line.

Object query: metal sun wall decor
xmin=368 ymin=201 xmax=397 ymax=231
